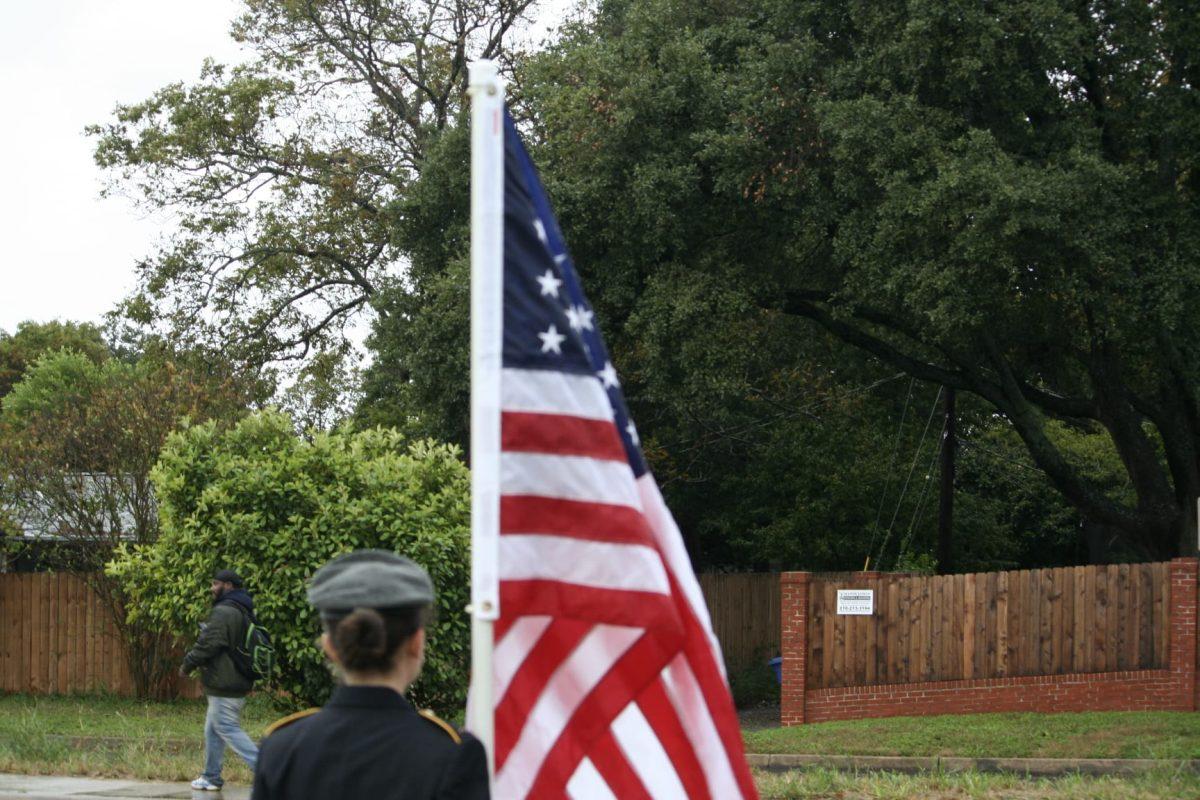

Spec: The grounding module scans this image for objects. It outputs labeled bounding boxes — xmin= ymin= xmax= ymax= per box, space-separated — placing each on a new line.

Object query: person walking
xmin=252 ymin=550 xmax=489 ymax=799
xmin=181 ymin=568 xmax=260 ymax=792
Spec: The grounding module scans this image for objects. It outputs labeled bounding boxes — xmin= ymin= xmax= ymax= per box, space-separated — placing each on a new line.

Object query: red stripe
xmin=500 ymin=580 xmax=681 ymax=632
xmin=637 ymin=478 xmax=758 ymax=797
xmin=525 ymin=631 xmax=679 ymax=797
xmin=637 ymin=678 xmax=713 ymax=800
xmin=493 ymin=613 xmax=517 ymax=644
xmin=666 ymin=570 xmax=760 ymax=798
xmin=494 ymin=619 xmax=591 ymax=771
xmin=502 ymin=411 xmax=627 ymax=461
xmin=587 ymin=730 xmax=652 ymax=799
xmin=501 ymin=495 xmax=655 ymax=545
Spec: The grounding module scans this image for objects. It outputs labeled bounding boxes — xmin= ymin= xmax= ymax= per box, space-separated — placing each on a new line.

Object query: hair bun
xmin=333 ymin=607 xmax=388 ymax=670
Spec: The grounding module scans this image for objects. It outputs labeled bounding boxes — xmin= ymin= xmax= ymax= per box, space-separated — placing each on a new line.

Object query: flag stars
xmin=626 ymin=421 xmax=640 ymax=447
xmin=565 ymin=304 xmax=594 ymax=332
xmin=536 ymin=269 xmax=562 ymax=298
xmin=538 ymin=324 xmax=567 ymax=354
xmin=598 ymin=361 xmax=619 ymax=389
xmin=533 ymin=218 xmax=549 ymax=245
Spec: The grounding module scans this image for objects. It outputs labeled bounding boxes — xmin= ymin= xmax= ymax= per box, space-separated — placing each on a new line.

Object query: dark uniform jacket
xmin=251 ymin=685 xmax=489 ymax=800
xmin=182 ymin=591 xmax=254 ymax=697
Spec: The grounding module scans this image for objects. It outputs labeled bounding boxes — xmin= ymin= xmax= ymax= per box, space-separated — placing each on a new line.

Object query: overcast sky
xmin=0 ymin=0 xmax=248 ymax=334
xmin=0 ymin=2 xmax=574 ymax=339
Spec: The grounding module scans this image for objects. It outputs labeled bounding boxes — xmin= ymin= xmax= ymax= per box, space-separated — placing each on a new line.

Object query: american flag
xmin=489 ymin=110 xmax=758 ymax=798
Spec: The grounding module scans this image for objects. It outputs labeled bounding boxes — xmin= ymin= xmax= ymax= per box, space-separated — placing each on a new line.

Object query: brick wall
xmin=780 ymin=558 xmax=1199 ymax=725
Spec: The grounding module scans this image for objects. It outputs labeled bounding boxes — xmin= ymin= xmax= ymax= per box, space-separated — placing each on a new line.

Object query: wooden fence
xmin=698 ymin=572 xmax=779 ymax=674
xmin=0 ymin=572 xmax=138 ymax=695
xmin=807 ymin=563 xmax=1170 ymax=690
xmin=2 ymin=570 xmax=783 ymax=697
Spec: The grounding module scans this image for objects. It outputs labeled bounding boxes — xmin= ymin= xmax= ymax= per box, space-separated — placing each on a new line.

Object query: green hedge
xmin=109 ymin=410 xmax=471 ymax=714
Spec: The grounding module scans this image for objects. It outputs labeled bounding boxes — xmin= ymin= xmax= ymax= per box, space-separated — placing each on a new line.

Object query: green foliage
xmin=107 ymin=411 xmax=472 ymax=714
xmin=89 ymin=1 xmax=534 ymax=385
xmin=727 ymin=649 xmax=781 ymax=710
xmin=0 ymin=320 xmax=110 ymax=399
xmin=0 ymin=349 xmax=250 ymax=698
xmin=506 ymin=0 xmax=1200 ymax=560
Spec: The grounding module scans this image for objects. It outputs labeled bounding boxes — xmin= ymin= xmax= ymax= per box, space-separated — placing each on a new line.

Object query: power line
xmin=897 ymin=421 xmax=948 ymax=567
xmin=866 ymin=378 xmax=915 ymax=566
xmin=874 ymin=386 xmax=943 ymax=569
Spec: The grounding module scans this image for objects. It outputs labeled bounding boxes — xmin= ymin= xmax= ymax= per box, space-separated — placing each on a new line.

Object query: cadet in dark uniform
xmin=251 ymin=550 xmax=489 ymax=799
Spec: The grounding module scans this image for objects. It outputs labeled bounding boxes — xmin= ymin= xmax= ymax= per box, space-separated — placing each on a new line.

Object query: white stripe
xmin=494 ymin=616 xmax=553 ymax=704
xmin=638 ymin=474 xmax=727 ymax=677
xmin=612 ymin=702 xmax=690 ymax=799
xmin=496 ymin=625 xmax=643 ymax=799
xmin=502 ymin=452 xmax=641 ymax=509
xmin=661 ymin=656 xmax=742 ymax=798
xmin=567 ymin=757 xmax=618 ymax=800
xmin=501 ymin=535 xmax=670 ymax=594
xmin=502 ymin=368 xmax=613 ymax=420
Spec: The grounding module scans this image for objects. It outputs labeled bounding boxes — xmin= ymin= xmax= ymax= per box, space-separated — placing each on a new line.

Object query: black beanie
xmin=213 ymin=568 xmax=243 ymax=588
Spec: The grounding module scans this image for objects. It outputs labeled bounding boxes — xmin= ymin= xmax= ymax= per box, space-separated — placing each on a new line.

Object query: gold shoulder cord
xmin=263 ymin=707 xmax=320 ymax=737
xmin=418 ymin=709 xmax=462 ymax=744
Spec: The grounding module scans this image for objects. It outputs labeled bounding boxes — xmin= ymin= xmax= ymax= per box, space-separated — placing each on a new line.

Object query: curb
xmin=746 ymin=753 xmax=1200 ymax=777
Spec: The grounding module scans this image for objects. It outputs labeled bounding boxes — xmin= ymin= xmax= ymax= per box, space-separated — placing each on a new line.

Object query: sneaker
xmin=190 ymin=777 xmax=222 ymax=791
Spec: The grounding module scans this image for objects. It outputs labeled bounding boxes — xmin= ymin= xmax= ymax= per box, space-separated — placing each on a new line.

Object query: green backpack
xmin=228 ymin=605 xmax=275 ymax=682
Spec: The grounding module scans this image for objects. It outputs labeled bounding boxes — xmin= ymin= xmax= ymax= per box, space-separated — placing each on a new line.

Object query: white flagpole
xmin=468 ymin=59 xmax=504 ymax=783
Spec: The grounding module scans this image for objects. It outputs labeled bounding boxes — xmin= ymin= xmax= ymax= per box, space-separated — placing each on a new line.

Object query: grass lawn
xmin=745 ymin=710 xmax=1200 ymax=760
xmin=3 ymin=695 xmax=1200 ymax=798
xmin=754 ymin=767 xmax=1200 ymax=799
xmin=0 ymin=693 xmax=281 ymax=785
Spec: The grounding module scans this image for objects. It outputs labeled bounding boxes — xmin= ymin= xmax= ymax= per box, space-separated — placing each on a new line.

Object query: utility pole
xmin=937 ymin=388 xmax=956 ymax=574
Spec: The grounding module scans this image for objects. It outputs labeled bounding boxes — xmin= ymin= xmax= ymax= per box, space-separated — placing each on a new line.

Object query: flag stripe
xmin=670 ymin=574 xmax=760 ymax=797
xmin=587 ymin=729 xmax=653 ymax=800
xmin=494 ymin=618 xmax=593 ymax=771
xmin=635 ymin=680 xmax=714 ymax=800
xmin=637 ymin=476 xmax=725 ymax=671
xmin=501 ymin=495 xmax=655 ymax=545
xmin=566 ymin=758 xmax=619 ymax=800
xmin=502 ymin=367 xmax=613 ymax=420
xmin=611 ymin=701 xmax=693 ymax=800
xmin=500 ymin=581 xmax=681 ymax=631
xmin=661 ymin=654 xmax=744 ymax=799
xmin=500 ymin=535 xmax=670 ymax=594
xmin=503 ymin=410 xmax=628 ymax=461
xmin=523 ymin=632 xmax=681 ymax=797
xmin=501 ymin=452 xmax=641 ymax=508
xmin=493 ymin=616 xmax=553 ymax=708
xmin=496 ymin=625 xmax=644 ymax=799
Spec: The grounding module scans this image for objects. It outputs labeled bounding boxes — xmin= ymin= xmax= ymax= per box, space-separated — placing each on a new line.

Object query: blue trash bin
xmin=768 ymin=656 xmax=782 ymax=685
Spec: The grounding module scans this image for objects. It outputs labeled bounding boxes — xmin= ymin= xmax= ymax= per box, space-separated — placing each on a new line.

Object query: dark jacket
xmin=182 ymin=589 xmax=255 ymax=697
xmin=252 ymin=685 xmax=489 ymax=800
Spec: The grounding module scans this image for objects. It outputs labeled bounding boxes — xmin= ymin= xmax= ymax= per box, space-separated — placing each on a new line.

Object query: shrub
xmin=108 ymin=410 xmax=471 ymax=714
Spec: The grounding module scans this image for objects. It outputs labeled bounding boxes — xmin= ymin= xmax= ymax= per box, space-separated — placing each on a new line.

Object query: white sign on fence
xmin=836 ymin=589 xmax=874 ymax=615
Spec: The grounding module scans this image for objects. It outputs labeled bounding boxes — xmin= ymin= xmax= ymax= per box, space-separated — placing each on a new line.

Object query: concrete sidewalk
xmin=0 ymin=775 xmax=249 ymax=800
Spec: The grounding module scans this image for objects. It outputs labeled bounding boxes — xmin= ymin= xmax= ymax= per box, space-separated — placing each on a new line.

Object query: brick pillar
xmin=1168 ymin=557 xmax=1198 ymax=711
xmin=781 ymin=572 xmax=811 ymax=726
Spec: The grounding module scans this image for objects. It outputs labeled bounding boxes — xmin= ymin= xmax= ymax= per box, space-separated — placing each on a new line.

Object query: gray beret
xmin=307 ymin=549 xmax=434 ymax=613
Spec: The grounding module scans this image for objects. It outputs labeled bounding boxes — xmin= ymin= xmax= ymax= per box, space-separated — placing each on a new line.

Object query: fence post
xmin=1168 ymin=557 xmax=1198 ymax=711
xmin=781 ymin=572 xmax=811 ymax=725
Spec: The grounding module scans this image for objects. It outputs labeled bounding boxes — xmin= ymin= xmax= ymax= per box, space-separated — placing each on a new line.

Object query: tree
xmin=510 ymin=0 xmax=1200 ymax=559
xmin=0 ymin=350 xmax=248 ymax=697
xmin=88 ymin=0 xmax=537 ymax=376
xmin=0 ymin=320 xmax=110 ymax=399
xmin=107 ymin=411 xmax=472 ymax=713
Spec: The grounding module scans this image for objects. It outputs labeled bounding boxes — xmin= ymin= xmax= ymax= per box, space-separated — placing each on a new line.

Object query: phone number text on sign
xmin=836 ymin=589 xmax=874 ymax=615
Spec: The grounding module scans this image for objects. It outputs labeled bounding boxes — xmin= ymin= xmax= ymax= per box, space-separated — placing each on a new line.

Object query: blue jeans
xmin=202 ymin=695 xmax=258 ymax=785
